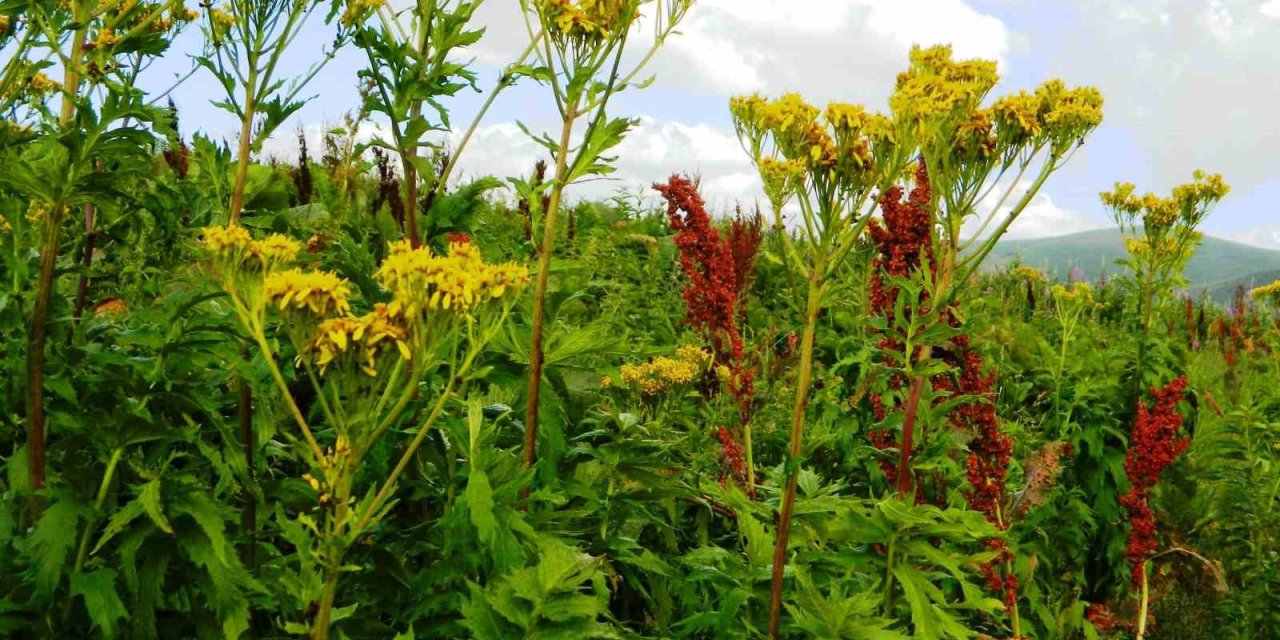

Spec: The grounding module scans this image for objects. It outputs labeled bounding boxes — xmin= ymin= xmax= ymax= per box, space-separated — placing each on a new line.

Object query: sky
xmin=135 ymin=0 xmax=1280 ymax=247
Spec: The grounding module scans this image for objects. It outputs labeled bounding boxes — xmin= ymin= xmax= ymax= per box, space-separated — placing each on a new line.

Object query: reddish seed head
xmin=1120 ymin=376 xmax=1189 ymax=586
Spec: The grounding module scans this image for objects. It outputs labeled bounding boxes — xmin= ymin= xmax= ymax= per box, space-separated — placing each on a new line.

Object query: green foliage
xmin=0 ymin=5 xmax=1275 ymax=640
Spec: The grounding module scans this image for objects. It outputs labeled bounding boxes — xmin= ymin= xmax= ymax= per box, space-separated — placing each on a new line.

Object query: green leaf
xmin=93 ymin=499 xmax=146 ymax=555
xmin=465 ymin=470 xmax=497 ymax=547
xmin=70 ymin=569 xmax=129 ymax=638
xmin=27 ymin=496 xmax=81 ymax=597
xmin=139 ymin=479 xmax=175 ymax=535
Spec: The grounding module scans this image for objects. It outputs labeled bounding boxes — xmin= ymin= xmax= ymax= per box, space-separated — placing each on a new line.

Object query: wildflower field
xmin=1 ymin=2 xmax=1278 ymax=639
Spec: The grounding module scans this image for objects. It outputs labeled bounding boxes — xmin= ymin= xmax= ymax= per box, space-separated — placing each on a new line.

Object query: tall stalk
xmin=519 ymin=0 xmax=690 ymax=474
xmin=227 ymin=65 xmax=258 ymax=224
xmin=767 ymin=272 xmax=822 ymax=638
xmin=27 ymin=3 xmax=90 ymax=492
xmin=523 ymin=108 xmax=577 ymax=469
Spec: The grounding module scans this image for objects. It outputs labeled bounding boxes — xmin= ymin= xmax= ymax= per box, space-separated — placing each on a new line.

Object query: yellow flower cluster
xmin=1051 ymin=282 xmax=1100 ymax=308
xmin=304 ymin=436 xmax=353 ymax=505
xmin=0 ymin=15 xmax=9 ymax=37
xmin=617 ymin=346 xmax=711 ymax=395
xmin=1013 ymin=265 xmax=1046 ymax=282
xmin=263 ymin=269 xmax=352 ymax=318
xmin=27 ymin=73 xmax=60 ymax=97
xmin=991 ymin=80 xmax=1102 ymax=149
xmin=302 ymin=304 xmax=411 ymax=376
xmin=731 ymin=92 xmax=892 ymax=194
xmin=1250 ymin=280 xmax=1280 ymax=306
xmin=90 ymin=28 xmax=122 ymax=50
xmin=1101 ymin=171 xmax=1229 ymax=231
xmin=25 ymin=199 xmax=53 ymax=224
xmin=536 ymin=0 xmax=635 ymax=43
xmin=341 ymin=0 xmax=386 ymax=28
xmin=201 ymin=225 xmax=301 ymax=272
xmin=758 ymin=157 xmax=806 ymax=211
xmin=891 ymin=45 xmax=998 ymax=125
xmin=142 ymin=5 xmax=201 ymax=33
xmin=209 ymin=6 xmax=235 ymax=33
xmin=375 ymin=240 xmax=529 ymax=319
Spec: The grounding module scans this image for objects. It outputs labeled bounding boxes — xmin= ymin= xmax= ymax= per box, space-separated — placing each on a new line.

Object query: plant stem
xmin=313 ymin=563 xmax=340 ymax=640
xmin=434 ymin=33 xmax=541 ymax=194
xmin=71 ymin=201 xmax=96 ymax=324
xmin=27 ymin=205 xmax=62 ymax=493
xmin=354 ymin=374 xmax=456 ymax=534
xmin=71 ymin=447 xmax=123 ymax=575
xmin=313 ymin=474 xmax=353 ymax=640
xmin=237 ymin=349 xmax=257 ymax=567
xmin=228 ymin=63 xmax=259 ymax=225
xmin=28 ymin=0 xmax=90 ymax=494
xmin=896 ymin=375 xmax=926 ymax=496
xmin=253 ymin=330 xmax=327 ymax=466
xmin=768 ymin=274 xmax=822 ymax=638
xmin=522 ymin=108 xmax=578 ymax=472
xmin=1136 ymin=560 xmax=1149 ymax=640
xmin=883 ymin=534 xmax=897 ymax=614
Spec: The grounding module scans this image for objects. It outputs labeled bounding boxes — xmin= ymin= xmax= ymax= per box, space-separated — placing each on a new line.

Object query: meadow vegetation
xmin=0 ymin=2 xmax=1275 ymax=639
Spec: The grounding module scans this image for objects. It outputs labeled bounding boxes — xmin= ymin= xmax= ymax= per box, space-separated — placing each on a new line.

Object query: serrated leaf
xmin=70 ymin=569 xmax=129 ymax=638
xmin=139 ymin=478 xmax=174 ymax=534
xmin=466 ymin=470 xmax=497 ymax=546
xmin=28 ymin=496 xmax=81 ymax=596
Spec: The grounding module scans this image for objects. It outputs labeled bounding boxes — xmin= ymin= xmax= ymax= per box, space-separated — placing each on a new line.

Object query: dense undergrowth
xmin=1 ymin=1 xmax=1278 ymax=639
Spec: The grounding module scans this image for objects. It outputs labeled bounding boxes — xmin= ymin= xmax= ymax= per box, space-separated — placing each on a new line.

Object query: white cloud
xmin=998 ymin=193 xmax=1106 ymax=240
xmin=964 ymin=179 xmax=1106 ymax=240
xmin=1222 ymin=224 xmax=1280 ymax=251
xmin=1056 ymin=0 xmax=1280 ymax=192
xmin=369 ymin=115 xmax=763 ymax=211
xmin=464 ymin=0 xmax=1011 ymax=102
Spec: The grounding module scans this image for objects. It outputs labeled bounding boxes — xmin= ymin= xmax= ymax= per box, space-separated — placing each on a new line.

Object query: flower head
xmin=202 ymin=224 xmax=255 ymax=265
xmin=301 ymin=304 xmax=410 ymax=376
xmin=263 ymin=269 xmax=352 ymax=318
xmin=251 ymin=233 xmax=301 ymax=270
xmin=618 ymin=346 xmax=711 ymax=395
xmin=376 ymin=240 xmax=529 ymax=319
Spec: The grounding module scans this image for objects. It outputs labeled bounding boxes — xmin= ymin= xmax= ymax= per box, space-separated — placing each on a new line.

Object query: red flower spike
xmin=1120 ymin=376 xmax=1189 ymax=586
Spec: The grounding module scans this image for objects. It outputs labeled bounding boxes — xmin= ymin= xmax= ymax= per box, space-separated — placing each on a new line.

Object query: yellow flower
xmin=1041 ymin=85 xmax=1104 ymax=141
xmin=263 ymin=269 xmax=352 ymax=318
xmin=209 ymin=7 xmax=235 ymax=32
xmin=1013 ymin=265 xmax=1046 ymax=282
xmin=202 ymin=224 xmax=255 ymax=262
xmin=992 ymin=91 xmax=1043 ymax=140
xmin=890 ymin=45 xmax=997 ymax=128
xmin=1100 ymin=182 xmax=1140 ymax=214
xmin=376 ymin=241 xmax=529 ymax=319
xmin=341 ymin=0 xmax=385 ymax=28
xmin=537 ymin=0 xmax=635 ymax=43
xmin=250 ymin=233 xmax=301 ymax=270
xmin=301 ymin=304 xmax=410 ymax=376
xmin=25 ymin=199 xmax=54 ymax=224
xmin=1250 ymin=280 xmax=1280 ymax=305
xmin=26 ymin=73 xmax=60 ymax=97
xmin=91 ymin=28 xmax=122 ymax=49
xmin=1051 ymin=281 xmax=1096 ymax=305
xmin=759 ymin=93 xmax=820 ymax=141
xmin=618 ymin=346 xmax=711 ymax=395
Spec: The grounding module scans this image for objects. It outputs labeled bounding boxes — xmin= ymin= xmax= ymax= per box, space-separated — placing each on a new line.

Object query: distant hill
xmin=988 ymin=228 xmax=1280 ymax=302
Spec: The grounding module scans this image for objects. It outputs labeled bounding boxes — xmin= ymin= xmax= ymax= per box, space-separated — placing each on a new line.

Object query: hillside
xmin=988 ymin=228 xmax=1280 ymax=300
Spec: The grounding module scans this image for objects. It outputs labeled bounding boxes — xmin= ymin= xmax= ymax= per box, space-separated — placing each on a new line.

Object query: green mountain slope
xmin=988 ymin=228 xmax=1280 ymax=300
